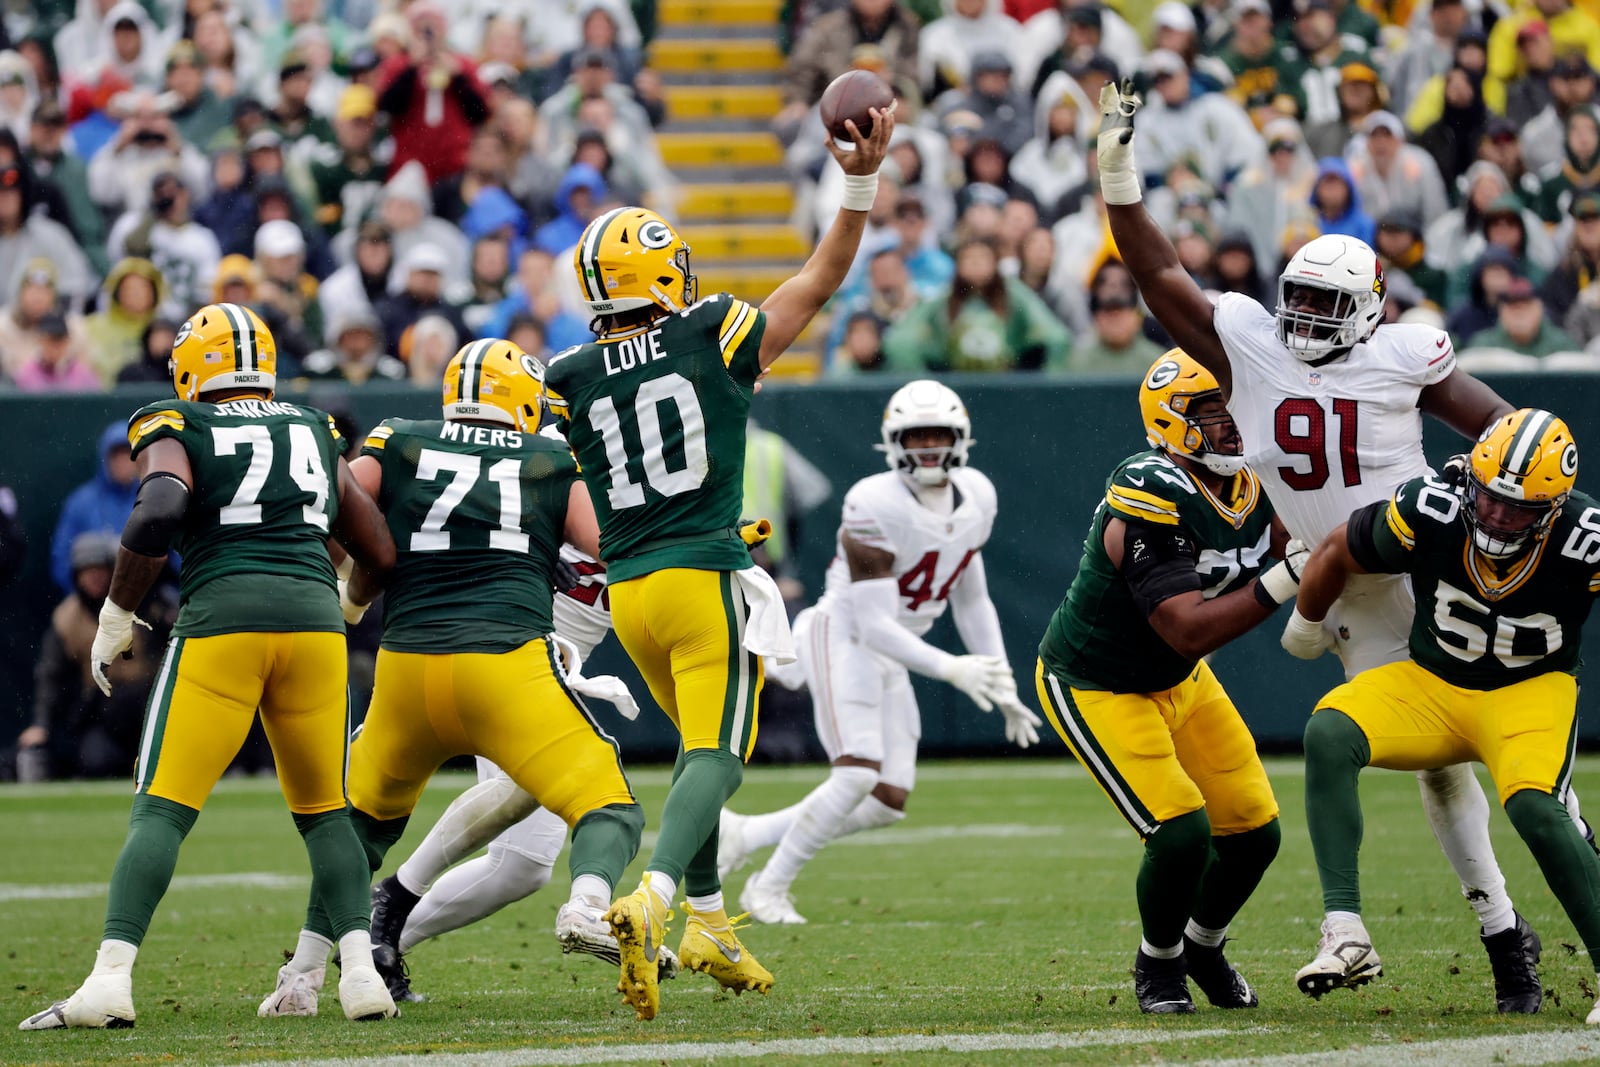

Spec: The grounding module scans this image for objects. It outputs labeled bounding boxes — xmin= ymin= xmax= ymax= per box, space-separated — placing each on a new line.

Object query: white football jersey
xmin=821 ymin=468 xmax=998 ymax=637
xmin=541 ymin=423 xmax=612 ymax=658
xmin=1215 ymin=292 xmax=1456 ymax=544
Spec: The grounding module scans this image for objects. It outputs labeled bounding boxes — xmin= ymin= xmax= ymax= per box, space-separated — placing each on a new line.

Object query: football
xmin=819 ymin=69 xmax=894 ymax=144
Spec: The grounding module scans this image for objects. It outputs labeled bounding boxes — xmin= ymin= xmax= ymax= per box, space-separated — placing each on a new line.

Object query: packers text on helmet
xmin=1465 ymin=407 xmax=1577 ymax=558
xmin=1139 ymin=350 xmax=1244 ymax=476
xmin=442 ymin=338 xmax=545 ymax=431
xmin=572 ymin=207 xmax=696 ymax=329
xmin=169 ymin=302 xmax=277 ymax=400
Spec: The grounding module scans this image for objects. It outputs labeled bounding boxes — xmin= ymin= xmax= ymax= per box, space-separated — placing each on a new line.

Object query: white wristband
xmin=1256 ymin=559 xmax=1299 ymax=606
xmin=1099 ymin=168 xmax=1142 ymax=206
xmin=840 ymin=171 xmax=879 ymax=212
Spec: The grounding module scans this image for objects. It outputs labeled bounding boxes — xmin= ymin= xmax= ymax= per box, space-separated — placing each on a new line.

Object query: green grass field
xmin=6 ymin=759 xmax=1600 ymax=1067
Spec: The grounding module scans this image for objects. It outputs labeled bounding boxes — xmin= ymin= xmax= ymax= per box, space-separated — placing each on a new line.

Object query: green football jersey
xmin=1359 ymin=475 xmax=1600 ymax=690
xmin=1039 ymin=450 xmax=1276 ymax=693
xmin=544 ymin=293 xmax=766 ymax=583
xmin=127 ymin=398 xmax=344 ymax=637
xmin=361 ymin=418 xmax=576 ymax=654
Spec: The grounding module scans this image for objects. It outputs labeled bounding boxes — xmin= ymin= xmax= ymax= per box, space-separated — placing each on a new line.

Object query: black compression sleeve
xmin=122 ymin=473 xmax=190 ymax=556
xmin=1121 ymin=519 xmax=1202 ymax=617
xmin=1345 ymin=500 xmax=1406 ymax=574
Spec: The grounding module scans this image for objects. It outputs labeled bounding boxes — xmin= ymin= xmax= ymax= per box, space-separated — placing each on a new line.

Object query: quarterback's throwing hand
xmin=1097 ymin=80 xmax=1144 ymax=205
xmin=90 ymin=602 xmax=149 ymax=697
xmin=1281 ymin=608 xmax=1333 ymax=660
xmin=825 ymin=100 xmax=896 ymax=177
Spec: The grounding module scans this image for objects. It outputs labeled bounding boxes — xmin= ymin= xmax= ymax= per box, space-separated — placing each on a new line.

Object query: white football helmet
xmin=1276 ymin=234 xmax=1386 ymax=360
xmin=878 ymin=380 xmax=974 ymax=486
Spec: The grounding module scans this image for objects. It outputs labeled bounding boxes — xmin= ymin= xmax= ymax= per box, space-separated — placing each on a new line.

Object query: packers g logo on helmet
xmin=442 ymin=338 xmax=544 ymax=431
xmin=573 ymin=207 xmax=697 ymax=328
xmin=1464 ymin=407 xmax=1577 ymax=558
xmin=169 ymin=302 xmax=277 ymax=401
xmin=1139 ymin=349 xmax=1244 ymax=477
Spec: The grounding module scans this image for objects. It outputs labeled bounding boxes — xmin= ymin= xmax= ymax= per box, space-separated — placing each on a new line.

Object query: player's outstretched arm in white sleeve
xmin=948 ymin=553 xmax=1041 ymax=748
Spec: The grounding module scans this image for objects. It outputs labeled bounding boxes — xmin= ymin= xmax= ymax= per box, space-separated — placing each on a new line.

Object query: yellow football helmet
xmin=572 ymin=206 xmax=697 ymax=326
xmin=1139 ymin=349 xmax=1244 ymax=476
xmin=169 ymin=302 xmax=277 ymax=400
xmin=442 ymin=338 xmax=545 ymax=430
xmin=1465 ymin=407 xmax=1577 ymax=557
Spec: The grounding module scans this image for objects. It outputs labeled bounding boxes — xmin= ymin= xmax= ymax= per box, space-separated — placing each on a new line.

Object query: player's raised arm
xmin=757 ymin=104 xmax=894 ymax=370
xmin=1096 ymin=81 xmax=1231 ymax=388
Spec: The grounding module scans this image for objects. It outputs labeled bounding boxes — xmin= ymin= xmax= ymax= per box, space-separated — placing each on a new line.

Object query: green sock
xmin=304 ymin=899 xmax=334 ymax=941
xmin=293 ymin=809 xmax=373 ymax=939
xmin=1303 ymin=709 xmax=1371 ymax=914
xmin=103 ymin=795 xmax=199 ymax=946
xmin=570 ymin=803 xmax=645 ymax=888
xmin=1191 ymin=819 xmax=1282 ymax=932
xmin=1136 ymin=808 xmax=1211 ymax=949
xmin=647 ymin=747 xmax=743 ymax=892
xmin=350 ymin=807 xmax=410 ymax=873
xmin=1504 ymin=789 xmax=1600 ymax=972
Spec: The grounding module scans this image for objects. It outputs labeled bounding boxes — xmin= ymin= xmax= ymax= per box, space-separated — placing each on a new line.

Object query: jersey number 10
xmin=1275 ymin=397 xmax=1361 ymax=491
xmin=589 ymin=372 xmax=709 ymax=509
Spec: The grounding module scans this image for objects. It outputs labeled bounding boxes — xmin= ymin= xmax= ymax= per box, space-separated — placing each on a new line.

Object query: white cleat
xmin=739 ymin=867 xmax=808 ymax=925
xmin=338 ymin=965 xmax=398 ymax=1021
xmin=717 ymin=808 xmax=754 ymax=881
xmin=555 ymin=899 xmax=681 ymax=979
xmin=1296 ymin=915 xmax=1383 ymax=998
xmin=18 ymin=973 xmax=135 ymax=1030
xmin=258 ymin=965 xmax=322 ymax=1017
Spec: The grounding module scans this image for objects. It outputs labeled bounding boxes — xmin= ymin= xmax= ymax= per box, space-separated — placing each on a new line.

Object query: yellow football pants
xmin=608 ymin=567 xmax=762 ymax=758
xmin=1315 ymin=659 xmax=1579 ymax=805
xmin=1035 ymin=659 xmax=1279 ymax=838
xmin=347 ymin=637 xmax=636 ymax=824
xmin=136 ymin=631 xmax=350 ymax=814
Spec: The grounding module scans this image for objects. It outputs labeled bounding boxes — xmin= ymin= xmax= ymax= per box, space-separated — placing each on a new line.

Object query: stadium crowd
xmin=1 ymin=0 xmax=1599 ymax=386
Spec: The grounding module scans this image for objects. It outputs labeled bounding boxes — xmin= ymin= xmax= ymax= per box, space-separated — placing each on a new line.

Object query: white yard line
xmin=239 ymin=1026 xmax=1248 ymax=1067
xmin=0 ymin=871 xmax=305 ymax=902
xmin=1190 ymin=1029 xmax=1600 ymax=1067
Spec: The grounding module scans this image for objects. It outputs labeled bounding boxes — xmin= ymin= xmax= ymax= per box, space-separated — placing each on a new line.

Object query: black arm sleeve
xmin=377 ymin=65 xmax=419 ymax=116
xmin=1120 ymin=519 xmax=1202 ymax=618
xmin=121 ymin=473 xmax=190 ymax=557
xmin=1346 ymin=500 xmax=1407 ymax=574
xmin=448 ymin=73 xmax=491 ymax=125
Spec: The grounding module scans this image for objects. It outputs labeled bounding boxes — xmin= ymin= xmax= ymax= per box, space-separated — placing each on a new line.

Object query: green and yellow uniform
xmin=1316 ymin=474 xmax=1600 ymax=803
xmin=126 ymin=397 xmax=348 ymax=815
xmin=1036 ymin=450 xmax=1280 ymax=836
xmin=544 ymin=293 xmax=766 ymax=757
xmin=346 ymin=417 xmax=635 ymax=827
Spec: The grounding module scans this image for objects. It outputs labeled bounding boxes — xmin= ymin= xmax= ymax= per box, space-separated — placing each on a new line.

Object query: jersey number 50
xmin=590 ymin=372 xmax=708 ymax=509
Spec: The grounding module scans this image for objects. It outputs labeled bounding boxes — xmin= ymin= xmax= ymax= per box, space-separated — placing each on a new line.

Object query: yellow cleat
xmin=605 ymin=878 xmax=672 ymax=1021
xmin=677 ymin=901 xmax=774 ymax=995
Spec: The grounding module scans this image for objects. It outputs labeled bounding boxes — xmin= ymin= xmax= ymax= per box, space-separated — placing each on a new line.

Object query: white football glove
xmin=1097 ymin=80 xmax=1144 ymax=205
xmin=338 ymin=579 xmax=368 ymax=625
xmin=1281 ymin=608 xmax=1334 ymax=660
xmin=942 ymin=654 xmax=1013 ymax=712
xmin=995 ymin=691 xmax=1043 ymax=749
xmin=1257 ymin=538 xmax=1311 ymax=606
xmin=90 ymin=601 xmax=151 ymax=697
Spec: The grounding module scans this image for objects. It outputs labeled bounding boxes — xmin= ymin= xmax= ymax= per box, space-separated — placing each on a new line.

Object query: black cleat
xmin=1135 ymin=949 xmax=1197 ymax=1014
xmin=1183 ymin=936 xmax=1259 ymax=1008
xmin=1482 ymin=912 xmax=1542 ymax=1015
xmin=372 ymin=942 xmax=425 ymax=1003
xmin=370 ymin=875 xmax=422 ymax=953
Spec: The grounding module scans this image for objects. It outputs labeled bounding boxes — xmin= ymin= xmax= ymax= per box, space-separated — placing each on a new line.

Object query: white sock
xmin=645 ymin=872 xmax=676 ymax=912
xmin=1416 ymin=765 xmax=1515 ymax=935
xmin=1184 ymin=920 xmax=1227 ymax=948
xmin=287 ymin=930 xmax=332 ymax=973
xmin=1140 ymin=939 xmax=1182 ymax=960
xmin=400 ymin=846 xmax=553 ymax=953
xmin=686 ymin=891 xmax=724 ymax=915
xmin=90 ymin=939 xmax=138 ymax=976
xmin=396 ymin=775 xmax=538 ymax=896
xmin=338 ymin=930 xmax=375 ymax=973
xmin=760 ymin=765 xmax=878 ymax=893
xmin=570 ymin=874 xmax=611 ymax=908
xmin=739 ymin=803 xmax=803 ymax=850
xmin=838 ymin=794 xmax=907 ymax=835
xmin=1327 ymin=909 xmax=1363 ymax=928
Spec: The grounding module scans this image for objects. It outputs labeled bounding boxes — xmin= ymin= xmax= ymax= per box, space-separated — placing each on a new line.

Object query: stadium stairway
xmin=652 ymin=0 xmax=823 ymax=376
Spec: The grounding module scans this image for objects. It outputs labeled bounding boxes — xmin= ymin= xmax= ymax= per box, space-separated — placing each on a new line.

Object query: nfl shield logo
xmin=1307 ymin=371 xmax=1321 ymax=386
